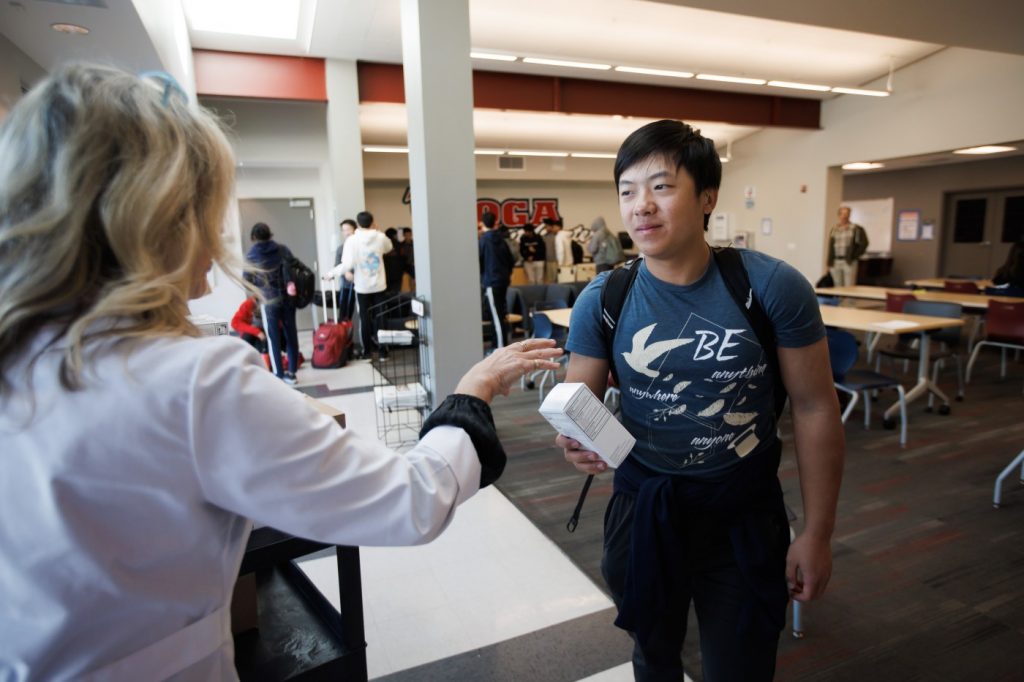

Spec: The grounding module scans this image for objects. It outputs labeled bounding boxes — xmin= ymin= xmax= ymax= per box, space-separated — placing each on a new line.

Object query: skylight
xmin=183 ymin=0 xmax=302 ymax=40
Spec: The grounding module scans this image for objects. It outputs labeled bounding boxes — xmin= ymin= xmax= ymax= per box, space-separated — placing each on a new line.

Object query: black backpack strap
xmin=599 ymin=257 xmax=642 ymax=387
xmin=568 ymin=259 xmax=640 ymax=534
xmin=711 ymin=246 xmax=788 ymax=420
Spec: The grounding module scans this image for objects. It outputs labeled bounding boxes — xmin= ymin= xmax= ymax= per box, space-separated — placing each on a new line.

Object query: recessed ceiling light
xmin=571 ymin=152 xmax=617 ymax=159
xmin=842 ymin=162 xmax=885 ymax=170
xmin=474 ymin=149 xmax=506 ymax=155
xmin=507 ymin=150 xmax=570 ymax=157
xmin=696 ymin=74 xmax=767 ymax=85
xmin=363 ymin=146 xmax=408 ymax=154
xmin=831 ymin=87 xmax=889 ymax=97
xmin=766 ymin=80 xmax=831 ymax=92
xmin=614 ymin=66 xmax=694 ymax=79
xmin=952 ymin=145 xmax=1017 ymax=155
xmin=470 ymin=52 xmax=517 ymax=62
xmin=51 ymin=22 xmax=89 ymax=35
xmin=183 ymin=0 xmax=301 ymax=40
xmin=521 ymin=57 xmax=611 ymax=71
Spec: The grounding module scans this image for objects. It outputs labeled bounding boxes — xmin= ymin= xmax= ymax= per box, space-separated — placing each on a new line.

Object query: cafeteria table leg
xmin=993 ymin=449 xmax=1024 ymax=508
xmin=885 ymin=335 xmax=950 ymax=420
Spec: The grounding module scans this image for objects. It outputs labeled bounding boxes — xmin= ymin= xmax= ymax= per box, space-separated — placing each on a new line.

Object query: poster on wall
xmin=897 ymin=209 xmax=921 ymax=241
xmin=920 ymin=221 xmax=935 ymax=240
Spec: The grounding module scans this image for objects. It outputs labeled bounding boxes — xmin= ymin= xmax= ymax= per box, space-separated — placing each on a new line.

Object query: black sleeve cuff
xmin=420 ymin=394 xmax=507 ymax=488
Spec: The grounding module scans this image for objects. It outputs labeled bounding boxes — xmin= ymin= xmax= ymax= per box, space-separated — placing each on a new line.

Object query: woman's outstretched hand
xmin=454 ymin=339 xmax=563 ymax=404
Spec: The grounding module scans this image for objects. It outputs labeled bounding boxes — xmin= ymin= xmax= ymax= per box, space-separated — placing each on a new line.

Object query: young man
xmin=519 ymin=222 xmax=546 ymax=285
xmin=328 ymin=211 xmax=393 ymax=358
xmin=542 ymin=218 xmax=560 ymax=283
xmin=244 ymin=222 xmax=299 ymax=384
xmin=558 ymin=120 xmax=844 ymax=681
xmin=334 ymin=218 xmax=357 ymax=319
xmin=478 ymin=211 xmax=515 ymax=348
xmin=826 ymin=206 xmax=869 ymax=286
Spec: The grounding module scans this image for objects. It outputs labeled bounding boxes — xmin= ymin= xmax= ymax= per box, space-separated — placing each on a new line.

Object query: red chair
xmin=886 ymin=291 xmax=917 ymax=312
xmin=869 ymin=291 xmax=918 ymax=361
xmin=966 ymin=299 xmax=1024 ymax=393
xmin=944 ymin=280 xmax=981 ymax=293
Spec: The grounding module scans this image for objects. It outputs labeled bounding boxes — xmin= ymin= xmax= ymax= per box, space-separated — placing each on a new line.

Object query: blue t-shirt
xmin=567 ymin=250 xmax=824 ymax=479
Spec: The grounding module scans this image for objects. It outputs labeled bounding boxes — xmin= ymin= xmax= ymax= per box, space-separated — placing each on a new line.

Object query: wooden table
xmin=820 ymin=305 xmax=964 ymax=420
xmin=816 ymin=285 xmax=1016 ymax=312
xmin=540 ymin=307 xmax=573 ymax=329
xmin=905 ymin=277 xmax=993 ymax=290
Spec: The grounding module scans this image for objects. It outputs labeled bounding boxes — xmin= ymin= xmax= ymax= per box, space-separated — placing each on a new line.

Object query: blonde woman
xmin=0 ymin=64 xmax=561 ymax=679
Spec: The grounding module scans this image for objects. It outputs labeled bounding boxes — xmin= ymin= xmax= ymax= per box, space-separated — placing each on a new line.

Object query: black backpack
xmin=282 ymin=254 xmax=315 ymax=309
xmin=566 ymin=247 xmax=788 ymax=532
xmin=571 ymin=239 xmax=584 ymax=265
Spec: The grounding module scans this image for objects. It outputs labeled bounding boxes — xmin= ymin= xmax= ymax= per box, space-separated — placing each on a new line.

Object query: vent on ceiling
xmin=498 ymin=155 xmax=525 ymax=171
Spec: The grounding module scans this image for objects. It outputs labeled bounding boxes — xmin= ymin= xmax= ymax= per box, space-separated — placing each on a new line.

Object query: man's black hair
xmin=614 ymin=120 xmax=722 ymax=230
xmin=482 ymin=211 xmax=497 ymax=229
xmin=340 ymin=218 xmax=357 ymax=229
xmin=356 ymin=211 xmax=373 ymax=228
xmin=385 ymin=227 xmax=398 ymax=239
xmin=523 ymin=223 xmax=536 ymax=232
xmin=250 ymin=222 xmax=272 ymax=241
xmin=402 ymin=227 xmax=413 ymax=236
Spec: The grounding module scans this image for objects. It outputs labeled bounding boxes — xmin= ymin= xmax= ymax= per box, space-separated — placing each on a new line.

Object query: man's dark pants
xmin=484 ymin=285 xmax=509 ymax=347
xmin=356 ymin=291 xmax=386 ymax=355
xmin=262 ymin=302 xmax=298 ymax=378
xmin=602 ymin=492 xmax=786 ymax=682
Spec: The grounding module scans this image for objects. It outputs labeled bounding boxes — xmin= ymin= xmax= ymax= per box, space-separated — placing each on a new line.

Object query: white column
xmin=400 ymin=0 xmax=481 ymax=407
xmin=325 ymin=59 xmax=366 ymax=256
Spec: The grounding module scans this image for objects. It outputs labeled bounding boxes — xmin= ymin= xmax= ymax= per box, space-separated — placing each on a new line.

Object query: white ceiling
xmin=2 ymin=0 xmax=1016 ymax=157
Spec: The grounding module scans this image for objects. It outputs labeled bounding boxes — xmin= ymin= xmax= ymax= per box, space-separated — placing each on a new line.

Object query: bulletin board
xmin=842 ymin=198 xmax=893 ymax=254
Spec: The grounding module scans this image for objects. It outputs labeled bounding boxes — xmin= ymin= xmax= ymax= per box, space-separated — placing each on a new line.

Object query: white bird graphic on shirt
xmin=622 ymin=323 xmax=693 ymax=378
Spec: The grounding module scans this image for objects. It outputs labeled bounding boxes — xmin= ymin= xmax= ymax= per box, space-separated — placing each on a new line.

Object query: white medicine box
xmin=539 ymin=383 xmax=635 ymax=468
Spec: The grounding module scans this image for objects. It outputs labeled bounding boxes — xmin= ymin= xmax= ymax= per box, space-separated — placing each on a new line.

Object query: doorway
xmin=238 ymin=198 xmax=318 ymax=332
xmin=942 ymin=188 xmax=1024 ymax=278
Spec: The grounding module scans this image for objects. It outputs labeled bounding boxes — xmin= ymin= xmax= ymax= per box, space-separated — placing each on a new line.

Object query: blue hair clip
xmin=138 ymin=70 xmax=188 ymax=106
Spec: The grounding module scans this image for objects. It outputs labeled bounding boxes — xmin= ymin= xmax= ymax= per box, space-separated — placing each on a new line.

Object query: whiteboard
xmin=842 ymin=198 xmax=893 ymax=254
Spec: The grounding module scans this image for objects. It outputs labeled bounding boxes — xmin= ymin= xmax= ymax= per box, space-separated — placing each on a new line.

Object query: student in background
xmin=328 ymin=211 xmax=392 ymax=358
xmin=588 ymin=216 xmax=624 ymax=273
xmin=0 ymin=63 xmax=563 ymax=679
xmin=479 ymin=211 xmax=515 ymax=348
xmin=245 ymin=222 xmax=299 ymax=385
xmin=992 ymin=239 xmax=1024 ymax=292
xmin=542 ymin=218 xmax=560 ymax=283
xmin=519 ymin=222 xmax=546 ymax=285
xmin=231 ymin=295 xmax=266 ymax=353
xmin=334 ymin=218 xmax=357 ymax=319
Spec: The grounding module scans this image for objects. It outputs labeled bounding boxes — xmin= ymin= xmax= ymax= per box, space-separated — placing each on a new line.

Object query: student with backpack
xmin=587 ymin=216 xmax=624 ymax=273
xmin=244 ymin=222 xmax=300 ymax=385
xmin=556 ymin=120 xmax=845 ymax=681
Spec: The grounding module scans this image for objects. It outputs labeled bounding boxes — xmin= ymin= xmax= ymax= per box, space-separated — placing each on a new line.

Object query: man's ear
xmin=704 ymin=189 xmax=719 ymax=214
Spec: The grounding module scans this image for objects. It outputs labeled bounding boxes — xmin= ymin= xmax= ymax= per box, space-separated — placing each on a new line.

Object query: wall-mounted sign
xmin=477 ymin=197 xmax=560 ymax=228
xmin=897 ymin=209 xmax=921 ymax=241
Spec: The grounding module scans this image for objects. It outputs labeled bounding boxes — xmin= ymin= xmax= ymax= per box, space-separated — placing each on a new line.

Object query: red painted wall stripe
xmin=357 ymin=61 xmax=819 ymax=129
xmin=193 ymin=49 xmax=327 ymax=102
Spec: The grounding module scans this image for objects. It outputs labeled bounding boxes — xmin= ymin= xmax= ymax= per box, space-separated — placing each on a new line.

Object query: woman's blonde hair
xmin=0 ymin=63 xmax=248 ymax=392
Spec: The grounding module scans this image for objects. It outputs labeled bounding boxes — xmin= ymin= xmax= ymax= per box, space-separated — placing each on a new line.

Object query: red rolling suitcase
xmin=312 ymin=286 xmax=353 ymax=369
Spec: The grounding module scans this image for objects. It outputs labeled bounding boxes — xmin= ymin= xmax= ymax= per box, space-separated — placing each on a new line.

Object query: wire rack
xmin=370 ymin=294 xmax=431 ymax=449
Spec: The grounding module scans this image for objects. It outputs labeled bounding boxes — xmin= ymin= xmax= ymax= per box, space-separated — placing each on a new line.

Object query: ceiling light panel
xmin=507 ymin=150 xmax=570 ymax=157
xmin=521 ymin=57 xmax=611 ymax=71
xmin=471 ymin=52 xmax=517 ymax=62
xmin=766 ymin=80 xmax=831 ymax=92
xmin=842 ymin=162 xmax=885 ymax=170
xmin=831 ymin=87 xmax=889 ymax=97
xmin=696 ymin=74 xmax=767 ymax=85
xmin=363 ymin=146 xmax=408 ymax=153
xmin=184 ymin=0 xmax=302 ymax=40
xmin=614 ymin=66 xmax=693 ymax=79
xmin=952 ymin=145 xmax=1017 ymax=155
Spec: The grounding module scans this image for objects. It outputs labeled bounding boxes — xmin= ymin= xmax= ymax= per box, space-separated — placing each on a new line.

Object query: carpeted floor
xmin=492 ymin=347 xmax=1024 ymax=681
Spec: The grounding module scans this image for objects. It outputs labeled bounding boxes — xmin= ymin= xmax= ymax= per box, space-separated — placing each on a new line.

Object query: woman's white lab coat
xmin=0 ymin=332 xmax=481 ymax=680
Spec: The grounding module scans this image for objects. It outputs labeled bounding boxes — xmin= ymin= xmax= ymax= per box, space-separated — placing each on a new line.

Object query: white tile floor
xmin=287 ymin=349 xmax=646 ymax=679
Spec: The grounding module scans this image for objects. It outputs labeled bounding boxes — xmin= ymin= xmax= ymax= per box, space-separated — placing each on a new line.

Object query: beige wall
xmin=0 ymin=34 xmax=45 ymax=121
xmin=718 ymin=48 xmax=1024 ymax=282
xmin=843 ymin=155 xmax=1024 ymax=282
